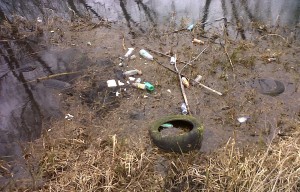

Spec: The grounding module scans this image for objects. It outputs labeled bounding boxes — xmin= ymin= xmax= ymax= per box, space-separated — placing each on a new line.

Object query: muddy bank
xmin=0 ymin=0 xmax=299 ymax=189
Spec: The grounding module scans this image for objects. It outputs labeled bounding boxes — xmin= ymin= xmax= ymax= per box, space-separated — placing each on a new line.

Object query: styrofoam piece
xmin=107 ymin=79 xmax=117 ymax=87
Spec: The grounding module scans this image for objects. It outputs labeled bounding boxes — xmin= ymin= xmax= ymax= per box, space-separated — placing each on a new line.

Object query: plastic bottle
xmin=187 ymin=24 xmax=194 ymax=31
xmin=144 ymin=82 xmax=154 ymax=91
xmin=132 ymin=83 xmax=146 ymax=90
xmin=124 ymin=48 xmax=134 ymax=58
xmin=181 ymin=103 xmax=188 ymax=115
xmin=135 ymin=78 xmax=142 ymax=83
xmin=181 ymin=77 xmax=190 ymax=88
xmin=170 ymin=56 xmax=176 ymax=65
xmin=161 ymin=123 xmax=174 ymax=128
xmin=192 ymin=75 xmax=203 ymax=86
xmin=130 ymin=54 xmax=137 ymax=60
xmin=139 ymin=49 xmax=154 ymax=60
xmin=192 ymin=38 xmax=204 ymax=44
xmin=123 ymin=69 xmax=142 ymax=76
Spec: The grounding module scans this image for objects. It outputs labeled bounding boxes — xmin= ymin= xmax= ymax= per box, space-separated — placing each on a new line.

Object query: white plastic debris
xmin=167 ymin=89 xmax=171 ymax=93
xmin=139 ymin=49 xmax=154 ymax=60
xmin=50 ymin=30 xmax=55 ymax=33
xmin=124 ymin=48 xmax=134 ymax=58
xmin=170 ymin=57 xmax=176 ymax=65
xmin=267 ymin=57 xmax=276 ymax=62
xmin=123 ymin=69 xmax=142 ymax=76
xmin=237 ymin=116 xmax=249 ymax=123
xmin=118 ymin=80 xmax=125 ymax=86
xmin=87 ymin=41 xmax=92 ymax=46
xmin=116 ymin=91 xmax=120 ymax=97
xmin=107 ymin=79 xmax=117 ymax=87
xmin=135 ymin=78 xmax=142 ymax=83
xmin=128 ymin=77 xmax=136 ymax=81
xmin=130 ymin=54 xmax=137 ymax=60
xmin=65 ymin=114 xmax=74 ymax=120
xmin=119 ymin=63 xmax=123 ymax=66
xmin=37 ymin=17 xmax=42 ymax=23
xmin=187 ymin=24 xmax=194 ymax=31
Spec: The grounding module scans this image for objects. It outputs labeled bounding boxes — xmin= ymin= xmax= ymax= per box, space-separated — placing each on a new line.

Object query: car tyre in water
xmin=149 ymin=115 xmax=204 ymax=153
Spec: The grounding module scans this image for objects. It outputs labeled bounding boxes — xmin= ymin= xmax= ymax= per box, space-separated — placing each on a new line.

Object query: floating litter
xmin=161 ymin=123 xmax=174 ymax=128
xmin=65 ymin=114 xmax=74 ymax=120
xmin=118 ymin=80 xmax=125 ymax=86
xmin=107 ymin=79 xmax=117 ymax=87
xmin=135 ymin=78 xmax=142 ymax=83
xmin=128 ymin=77 xmax=136 ymax=81
xmin=237 ymin=116 xmax=249 ymax=123
xmin=124 ymin=48 xmax=134 ymax=58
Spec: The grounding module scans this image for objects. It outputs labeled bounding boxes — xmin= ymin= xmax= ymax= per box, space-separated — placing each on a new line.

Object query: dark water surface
xmin=0 ymin=0 xmax=299 ymax=182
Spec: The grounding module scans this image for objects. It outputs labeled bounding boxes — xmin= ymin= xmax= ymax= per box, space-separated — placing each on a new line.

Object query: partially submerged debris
xmin=139 ymin=49 xmax=154 ymax=60
xmin=237 ymin=116 xmax=250 ymax=123
xmin=192 ymin=75 xmax=203 ymax=86
xmin=181 ymin=76 xmax=190 ymax=88
xmin=107 ymin=79 xmax=117 ymax=87
xmin=123 ymin=69 xmax=142 ymax=76
xmin=192 ymin=38 xmax=204 ymax=44
xmin=187 ymin=24 xmax=194 ymax=31
xmin=181 ymin=103 xmax=188 ymax=115
xmin=124 ymin=48 xmax=135 ymax=58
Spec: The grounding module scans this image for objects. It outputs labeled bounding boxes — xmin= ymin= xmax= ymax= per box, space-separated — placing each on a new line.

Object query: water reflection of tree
xmin=0 ymin=42 xmax=43 ymax=142
xmin=134 ymin=0 xmax=157 ymax=25
xmin=201 ymin=0 xmax=212 ymax=29
xmin=119 ymin=0 xmax=145 ymax=36
xmin=230 ymin=0 xmax=246 ymax=39
xmin=240 ymin=0 xmax=256 ymax=22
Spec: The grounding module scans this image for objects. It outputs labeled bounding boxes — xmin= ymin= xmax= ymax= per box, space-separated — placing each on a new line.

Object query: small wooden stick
xmin=154 ymin=59 xmax=223 ymax=96
xmin=25 ymin=71 xmax=81 ymax=83
xmin=174 ymin=54 xmax=191 ymax=115
xmin=192 ymin=80 xmax=223 ymax=96
xmin=221 ymin=24 xmax=234 ymax=71
xmin=146 ymin=48 xmax=191 ymax=65
xmin=122 ymin=34 xmax=126 ymax=50
xmin=219 ymin=41 xmax=234 ymax=70
xmin=180 ymin=45 xmax=209 ymax=73
xmin=259 ymin=34 xmax=287 ymax=43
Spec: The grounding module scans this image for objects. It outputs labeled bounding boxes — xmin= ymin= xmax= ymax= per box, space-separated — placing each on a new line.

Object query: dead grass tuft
xmin=21 ymin=127 xmax=299 ymax=191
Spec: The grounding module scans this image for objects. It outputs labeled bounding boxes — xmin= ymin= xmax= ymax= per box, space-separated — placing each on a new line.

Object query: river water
xmin=0 ymin=0 xmax=299 ymax=182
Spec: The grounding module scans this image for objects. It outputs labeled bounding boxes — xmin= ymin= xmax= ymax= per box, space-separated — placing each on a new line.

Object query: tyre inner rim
xmin=159 ymin=120 xmax=193 ymax=137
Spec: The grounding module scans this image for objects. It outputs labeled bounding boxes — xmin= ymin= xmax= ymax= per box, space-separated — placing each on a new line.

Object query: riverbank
xmin=0 ymin=9 xmax=300 ymax=191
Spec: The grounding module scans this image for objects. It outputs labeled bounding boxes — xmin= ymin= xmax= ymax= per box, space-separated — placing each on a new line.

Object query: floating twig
xmin=192 ymin=80 xmax=223 ymax=96
xmin=154 ymin=59 xmax=223 ymax=96
xmin=180 ymin=45 xmax=209 ymax=73
xmin=163 ymin=28 xmax=186 ymax=35
xmin=25 ymin=71 xmax=82 ymax=83
xmin=153 ymin=59 xmax=177 ymax=73
xmin=219 ymin=41 xmax=234 ymax=71
xmin=174 ymin=54 xmax=191 ymax=115
xmin=146 ymin=48 xmax=190 ymax=65
xmin=259 ymin=34 xmax=287 ymax=43
xmin=122 ymin=34 xmax=126 ymax=50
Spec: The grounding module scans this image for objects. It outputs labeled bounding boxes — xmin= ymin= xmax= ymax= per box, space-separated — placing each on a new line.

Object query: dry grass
xmin=16 ymin=123 xmax=299 ymax=192
xmin=36 ymin=131 xmax=162 ymax=192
